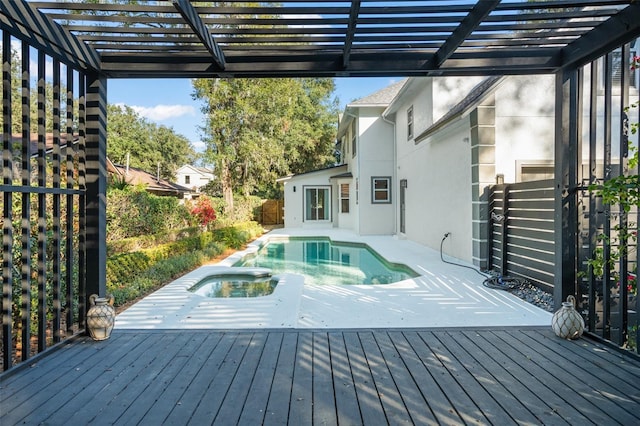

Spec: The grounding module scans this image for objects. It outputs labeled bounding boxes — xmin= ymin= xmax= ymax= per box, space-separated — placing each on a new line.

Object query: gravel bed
xmin=509 ymin=282 xmax=555 ymax=313
xmin=483 ymin=274 xmax=555 ymax=313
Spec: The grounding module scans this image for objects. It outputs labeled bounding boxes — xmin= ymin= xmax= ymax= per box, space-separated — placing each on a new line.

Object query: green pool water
xmin=234 ymin=237 xmax=418 ymax=285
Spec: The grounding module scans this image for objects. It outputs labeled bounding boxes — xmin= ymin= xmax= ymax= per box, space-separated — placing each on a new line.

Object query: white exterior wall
xmin=432 ymin=77 xmax=485 ymax=122
xmin=397 ymin=118 xmax=473 ymax=260
xmin=494 ymin=75 xmax=556 ymax=182
xmin=356 ymin=108 xmax=396 ymax=235
xmin=281 ymin=166 xmax=347 ymax=229
xmin=394 ymin=77 xmax=477 ymax=261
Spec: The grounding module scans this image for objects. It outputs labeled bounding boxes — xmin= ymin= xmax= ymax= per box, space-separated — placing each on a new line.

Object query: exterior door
xmin=400 ymin=179 xmax=407 ymax=233
xmin=305 ymin=187 xmax=330 ymax=221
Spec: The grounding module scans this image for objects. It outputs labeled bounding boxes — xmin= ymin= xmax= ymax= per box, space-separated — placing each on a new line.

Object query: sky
xmin=108 ymin=77 xmax=399 ymax=152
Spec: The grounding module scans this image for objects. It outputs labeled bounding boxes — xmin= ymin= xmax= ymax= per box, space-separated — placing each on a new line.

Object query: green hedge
xmin=107 ymin=227 xmax=201 ymax=256
xmin=107 ymin=221 xmax=264 ymax=306
xmin=107 ymin=188 xmax=193 ymax=242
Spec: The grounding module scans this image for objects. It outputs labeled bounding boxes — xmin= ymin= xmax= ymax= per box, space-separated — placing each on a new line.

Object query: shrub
xmin=106 ymin=222 xmax=264 ymax=306
xmin=107 ymin=188 xmax=193 ymax=241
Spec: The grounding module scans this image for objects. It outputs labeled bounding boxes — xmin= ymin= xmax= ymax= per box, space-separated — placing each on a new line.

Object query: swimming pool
xmin=234 ymin=237 xmax=418 ymax=285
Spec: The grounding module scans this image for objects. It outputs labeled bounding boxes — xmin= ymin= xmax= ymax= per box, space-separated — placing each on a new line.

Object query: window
xmin=350 ymin=120 xmax=357 ymax=158
xmin=371 ymin=177 xmax=391 ymax=204
xmin=304 ymin=186 xmax=330 ymax=221
xmin=340 ymin=183 xmax=350 ymax=213
xmin=407 ymin=106 xmax=414 ymax=140
xmin=185 ymin=175 xmax=191 ymax=184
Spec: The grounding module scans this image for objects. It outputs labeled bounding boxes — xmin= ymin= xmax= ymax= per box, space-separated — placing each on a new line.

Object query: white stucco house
xmin=279 ymin=70 xmax=638 ymax=267
xmin=175 ymin=165 xmax=215 ymax=195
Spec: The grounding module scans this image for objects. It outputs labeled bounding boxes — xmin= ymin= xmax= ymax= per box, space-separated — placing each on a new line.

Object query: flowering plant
xmin=190 ymin=196 xmax=217 ymax=229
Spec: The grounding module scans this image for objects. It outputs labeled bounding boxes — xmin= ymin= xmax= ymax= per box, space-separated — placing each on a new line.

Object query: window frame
xmin=407 ymin=105 xmax=414 ymax=140
xmin=371 ymin=176 xmax=392 ymax=204
xmin=303 ymin=185 xmax=331 ymax=222
xmin=340 ymin=183 xmax=350 ymax=213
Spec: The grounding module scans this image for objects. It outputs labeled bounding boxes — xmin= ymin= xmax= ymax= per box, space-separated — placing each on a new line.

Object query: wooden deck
xmin=2 ymin=327 xmax=640 ymax=425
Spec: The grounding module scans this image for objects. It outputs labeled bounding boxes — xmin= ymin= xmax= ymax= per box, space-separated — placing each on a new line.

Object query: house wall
xmin=282 ymin=167 xmax=346 ymax=229
xmin=398 ymin=118 xmax=473 ymax=261
xmin=493 ymin=75 xmax=556 ymax=183
xmin=355 ymin=108 xmax=396 ymax=235
xmin=432 ymin=77 xmax=485 ymax=123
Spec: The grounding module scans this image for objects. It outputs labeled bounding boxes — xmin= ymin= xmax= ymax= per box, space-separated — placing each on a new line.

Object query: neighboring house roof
xmin=12 ymin=133 xmax=78 ymax=155
xmin=107 ymin=158 xmax=193 ymax=196
xmin=277 ymin=164 xmax=348 ymax=182
xmin=414 ymin=76 xmax=504 ymax=143
xmin=176 ymin=164 xmax=214 ymax=176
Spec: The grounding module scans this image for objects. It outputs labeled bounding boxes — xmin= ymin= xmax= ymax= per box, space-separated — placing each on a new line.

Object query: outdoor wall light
xmin=293 ymin=186 xmax=296 ymax=192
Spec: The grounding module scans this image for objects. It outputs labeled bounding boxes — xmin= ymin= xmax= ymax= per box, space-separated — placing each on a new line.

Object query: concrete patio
xmin=115 ymin=229 xmax=553 ymax=330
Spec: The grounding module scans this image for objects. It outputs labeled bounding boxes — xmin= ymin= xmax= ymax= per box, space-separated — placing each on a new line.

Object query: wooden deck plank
xmin=162 ymin=332 xmax=238 ymax=424
xmin=263 ymin=332 xmax=297 ymax=426
xmin=3 ymin=332 xmax=155 ymax=425
xmin=83 ymin=333 xmax=187 ymax=425
xmin=312 ymin=332 xmax=338 ymax=426
xmin=288 ymin=332 xmax=314 ymax=425
xmin=188 ymin=332 xmax=253 ymax=423
xmin=434 ymin=331 xmax=527 ymax=425
xmin=1 ymin=332 xmax=140 ymax=411
xmin=358 ymin=330 xmax=413 ymax=424
xmin=342 ymin=331 xmax=388 ymax=426
xmin=374 ymin=331 xmax=437 ymax=425
xmin=496 ymin=330 xmax=640 ymax=425
xmin=387 ymin=331 xmax=463 ymax=425
xmin=214 ymin=332 xmax=269 ymax=425
xmin=527 ymin=329 xmax=640 ymax=397
xmin=2 ymin=327 xmax=640 ymax=426
xmin=328 ymin=332 xmax=363 ymax=426
xmin=465 ymin=330 xmax=578 ymax=424
xmin=237 ymin=332 xmax=284 ymax=425
xmin=137 ymin=332 xmax=224 ymax=425
xmin=412 ymin=331 xmax=491 ymax=424
xmin=452 ymin=331 xmax=545 ymax=425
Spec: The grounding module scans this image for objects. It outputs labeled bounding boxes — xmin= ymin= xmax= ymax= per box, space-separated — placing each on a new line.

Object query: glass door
xmin=305 ymin=187 xmax=330 ymax=221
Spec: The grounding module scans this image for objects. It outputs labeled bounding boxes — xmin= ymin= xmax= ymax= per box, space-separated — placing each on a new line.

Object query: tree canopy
xmin=193 ymin=77 xmax=338 ymax=208
xmin=107 ymin=104 xmax=196 ymax=181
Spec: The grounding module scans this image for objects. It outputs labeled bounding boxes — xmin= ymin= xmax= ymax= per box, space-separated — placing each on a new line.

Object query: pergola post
xmin=554 ymin=67 xmax=582 ymax=310
xmin=84 ymin=73 xmax=108 ymax=304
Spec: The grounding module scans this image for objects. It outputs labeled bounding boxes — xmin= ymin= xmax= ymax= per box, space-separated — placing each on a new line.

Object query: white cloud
xmin=192 ymin=140 xmax=206 ymax=152
xmin=130 ymin=104 xmax=196 ymax=121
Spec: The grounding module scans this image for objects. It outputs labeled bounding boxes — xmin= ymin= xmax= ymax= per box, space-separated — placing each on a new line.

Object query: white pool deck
xmin=115 ymin=228 xmax=553 ymax=329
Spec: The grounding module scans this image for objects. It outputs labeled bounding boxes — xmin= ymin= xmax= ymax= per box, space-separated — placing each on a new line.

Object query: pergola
xmin=1 ymin=1 xmax=640 ymax=369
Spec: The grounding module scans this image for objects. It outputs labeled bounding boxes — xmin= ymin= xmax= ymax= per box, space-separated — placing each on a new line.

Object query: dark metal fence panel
xmin=0 ymin=31 xmax=87 ymax=371
xmin=579 ymin=44 xmax=639 ymax=353
xmin=489 ymin=179 xmax=555 ymax=293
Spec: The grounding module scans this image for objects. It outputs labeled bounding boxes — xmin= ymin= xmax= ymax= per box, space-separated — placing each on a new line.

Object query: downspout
xmin=381 ymin=113 xmax=397 ymax=235
xmin=343 ymin=109 xmax=359 ymax=232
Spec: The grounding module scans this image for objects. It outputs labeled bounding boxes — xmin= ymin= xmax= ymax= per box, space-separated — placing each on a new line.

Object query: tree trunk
xmin=220 ymin=159 xmax=234 ymax=214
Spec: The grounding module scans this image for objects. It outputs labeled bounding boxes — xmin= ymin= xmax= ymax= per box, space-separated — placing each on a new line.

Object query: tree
xmin=193 ymin=77 xmax=338 ymax=211
xmin=107 ymin=104 xmax=196 ymax=181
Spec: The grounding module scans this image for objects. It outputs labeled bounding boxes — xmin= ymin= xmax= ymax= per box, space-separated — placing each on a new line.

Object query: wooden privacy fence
xmin=260 ymin=199 xmax=284 ymax=225
xmin=488 ymin=179 xmax=555 ymax=292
